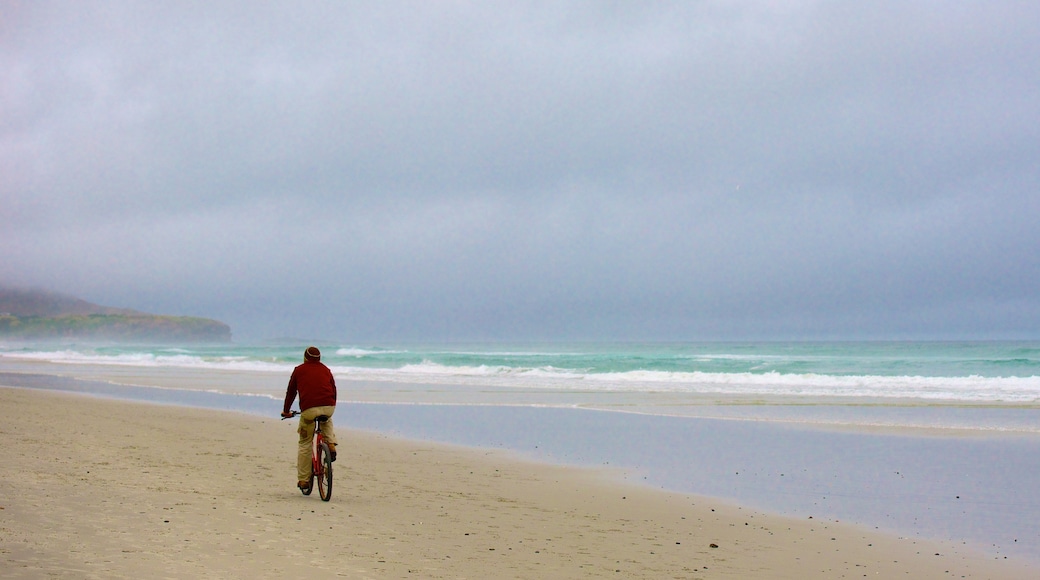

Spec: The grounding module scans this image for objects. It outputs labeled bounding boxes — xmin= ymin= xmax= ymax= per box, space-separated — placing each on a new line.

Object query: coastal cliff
xmin=0 ymin=287 xmax=231 ymax=343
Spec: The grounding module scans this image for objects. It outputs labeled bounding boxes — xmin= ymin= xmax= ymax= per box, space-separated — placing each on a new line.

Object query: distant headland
xmin=0 ymin=287 xmax=231 ymax=343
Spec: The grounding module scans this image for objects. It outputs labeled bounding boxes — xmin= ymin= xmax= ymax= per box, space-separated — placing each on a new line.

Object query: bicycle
xmin=282 ymin=410 xmax=333 ymax=501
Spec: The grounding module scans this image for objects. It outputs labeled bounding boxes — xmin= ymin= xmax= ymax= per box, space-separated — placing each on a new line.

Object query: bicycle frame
xmin=283 ymin=410 xmax=333 ymax=501
xmin=312 ymin=418 xmax=326 ymax=478
xmin=311 ymin=415 xmax=333 ymax=500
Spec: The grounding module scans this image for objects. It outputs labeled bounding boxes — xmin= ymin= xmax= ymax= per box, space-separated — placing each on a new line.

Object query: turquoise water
xmin=2 ymin=340 xmax=1039 ymax=402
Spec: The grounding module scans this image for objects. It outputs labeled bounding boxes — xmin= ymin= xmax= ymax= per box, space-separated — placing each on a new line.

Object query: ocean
xmin=2 ymin=341 xmax=1039 ymax=431
xmin=3 ymin=340 xmax=1040 ymax=562
xmin=3 ymin=340 xmax=1039 ymax=401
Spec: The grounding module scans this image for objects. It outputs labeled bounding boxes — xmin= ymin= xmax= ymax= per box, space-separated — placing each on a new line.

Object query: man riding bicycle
xmin=282 ymin=346 xmax=338 ymax=490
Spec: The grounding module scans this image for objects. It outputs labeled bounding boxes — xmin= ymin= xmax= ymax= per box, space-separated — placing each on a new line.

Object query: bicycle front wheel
xmin=317 ymin=441 xmax=333 ymax=501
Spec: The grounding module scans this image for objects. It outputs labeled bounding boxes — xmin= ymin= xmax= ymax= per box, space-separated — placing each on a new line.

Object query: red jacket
xmin=283 ymin=360 xmax=337 ymax=413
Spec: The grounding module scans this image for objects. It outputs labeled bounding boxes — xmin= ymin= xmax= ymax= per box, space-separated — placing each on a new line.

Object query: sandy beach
xmin=1 ymin=386 xmax=1033 ymax=579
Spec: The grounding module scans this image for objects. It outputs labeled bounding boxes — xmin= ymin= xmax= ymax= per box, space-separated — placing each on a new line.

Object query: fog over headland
xmin=3 ymin=2 xmax=1038 ymax=341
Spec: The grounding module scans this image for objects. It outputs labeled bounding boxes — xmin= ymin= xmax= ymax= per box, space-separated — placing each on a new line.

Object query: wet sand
xmin=1 ymin=386 xmax=1032 ymax=578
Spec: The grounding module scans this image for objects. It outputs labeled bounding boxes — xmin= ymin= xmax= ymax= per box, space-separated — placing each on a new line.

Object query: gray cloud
xmin=3 ymin=1 xmax=1039 ymax=341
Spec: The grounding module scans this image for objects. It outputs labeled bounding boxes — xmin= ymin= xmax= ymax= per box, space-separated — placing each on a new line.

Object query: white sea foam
xmin=2 ymin=349 xmax=294 ymax=373
xmin=335 ymin=347 xmax=406 ymax=356
xmin=5 ymin=348 xmax=1039 ymax=402
xmin=326 ymin=361 xmax=1040 ymax=402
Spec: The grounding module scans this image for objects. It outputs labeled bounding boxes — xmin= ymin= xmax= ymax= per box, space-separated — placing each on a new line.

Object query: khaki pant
xmin=297 ymin=405 xmax=337 ymax=482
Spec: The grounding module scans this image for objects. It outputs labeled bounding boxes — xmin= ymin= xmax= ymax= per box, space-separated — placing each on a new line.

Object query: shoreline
xmin=2 ymin=385 xmax=1035 ymax=579
xmin=3 ymin=356 xmax=1039 ymax=435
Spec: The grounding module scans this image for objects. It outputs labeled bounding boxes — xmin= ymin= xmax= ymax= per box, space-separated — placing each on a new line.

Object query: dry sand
xmin=1 ymin=386 xmax=1033 ymax=579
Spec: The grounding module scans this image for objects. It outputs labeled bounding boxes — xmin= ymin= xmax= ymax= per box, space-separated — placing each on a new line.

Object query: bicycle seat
xmin=315 ymin=415 xmax=329 ymax=423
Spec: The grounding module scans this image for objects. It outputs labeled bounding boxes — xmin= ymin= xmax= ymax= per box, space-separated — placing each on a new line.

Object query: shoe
xmin=298 ymin=480 xmax=310 ymax=489
xmin=328 ymin=443 xmax=337 ymax=462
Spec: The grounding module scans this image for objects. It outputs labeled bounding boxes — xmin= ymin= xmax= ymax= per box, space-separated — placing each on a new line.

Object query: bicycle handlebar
xmin=281 ymin=410 xmax=299 ymax=420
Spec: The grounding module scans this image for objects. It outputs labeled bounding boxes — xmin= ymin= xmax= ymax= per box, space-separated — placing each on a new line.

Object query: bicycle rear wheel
xmin=317 ymin=441 xmax=333 ymax=501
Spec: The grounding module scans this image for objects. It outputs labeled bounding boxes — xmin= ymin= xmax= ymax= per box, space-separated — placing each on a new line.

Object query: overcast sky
xmin=3 ymin=1 xmax=1039 ymax=342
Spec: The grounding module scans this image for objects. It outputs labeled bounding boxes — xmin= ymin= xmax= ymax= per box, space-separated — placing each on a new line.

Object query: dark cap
xmin=304 ymin=346 xmax=321 ymax=361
